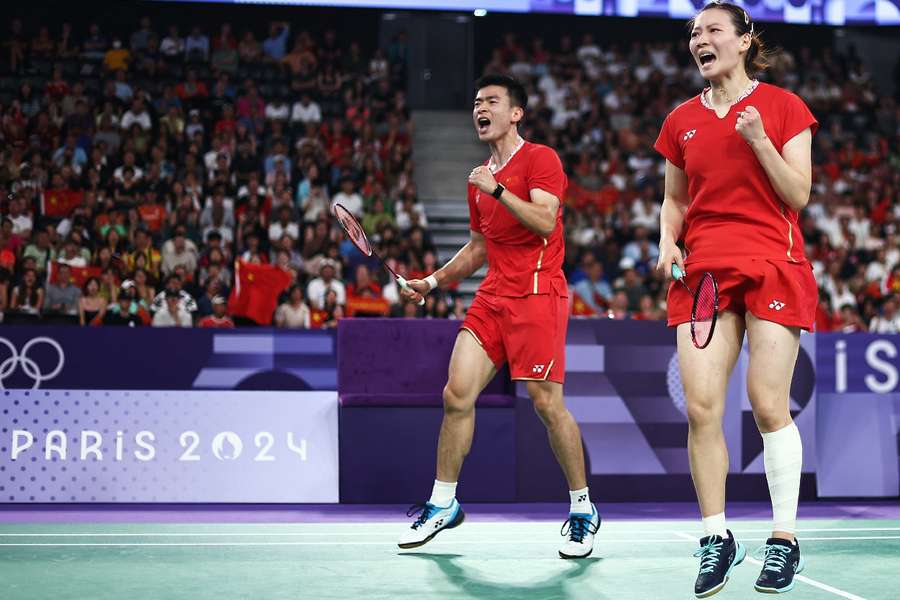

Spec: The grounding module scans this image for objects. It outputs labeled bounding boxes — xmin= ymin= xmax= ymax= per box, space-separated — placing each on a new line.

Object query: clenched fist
xmin=735 ymin=105 xmax=767 ymax=145
xmin=468 ymin=165 xmax=498 ymax=194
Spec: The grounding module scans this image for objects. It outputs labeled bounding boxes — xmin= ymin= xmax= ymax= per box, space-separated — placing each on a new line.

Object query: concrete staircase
xmin=412 ymin=110 xmax=488 ymax=304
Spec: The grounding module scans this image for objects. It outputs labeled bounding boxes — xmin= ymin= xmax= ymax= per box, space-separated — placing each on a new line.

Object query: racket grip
xmin=671 ymin=263 xmax=685 ymax=280
xmin=397 ymin=275 xmax=426 ymax=306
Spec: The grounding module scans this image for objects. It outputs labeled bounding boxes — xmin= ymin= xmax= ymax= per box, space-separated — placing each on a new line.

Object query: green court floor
xmin=1 ymin=519 xmax=897 ymax=600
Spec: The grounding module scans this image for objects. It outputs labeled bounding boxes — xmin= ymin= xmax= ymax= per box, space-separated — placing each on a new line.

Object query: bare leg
xmin=679 ymin=312 xmax=745 ymax=519
xmin=527 ymin=380 xmax=587 ymax=490
xmin=435 ymin=331 xmax=497 ymax=482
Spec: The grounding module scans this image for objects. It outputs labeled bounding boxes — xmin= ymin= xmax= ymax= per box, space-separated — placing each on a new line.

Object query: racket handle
xmin=397 ymin=275 xmax=426 ymax=306
xmin=671 ymin=263 xmax=686 ymax=280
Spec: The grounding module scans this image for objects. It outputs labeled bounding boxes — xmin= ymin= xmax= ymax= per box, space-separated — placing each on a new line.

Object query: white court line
xmin=671 ymin=531 xmax=868 ymax=600
xmin=1 ymin=535 xmax=899 ymax=547
xmin=0 ymin=539 xmax=693 ymax=547
xmin=2 ymin=531 xmax=900 ymax=540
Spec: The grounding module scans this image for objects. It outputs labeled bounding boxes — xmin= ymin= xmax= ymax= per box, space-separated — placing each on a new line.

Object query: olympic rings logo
xmin=0 ymin=337 xmax=65 ymax=389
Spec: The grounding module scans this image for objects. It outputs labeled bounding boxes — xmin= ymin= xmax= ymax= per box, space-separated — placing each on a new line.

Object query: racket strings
xmin=694 ymin=280 xmax=716 ymax=322
xmin=334 ymin=204 xmax=372 ymax=256
xmin=691 ymin=274 xmax=718 ymax=348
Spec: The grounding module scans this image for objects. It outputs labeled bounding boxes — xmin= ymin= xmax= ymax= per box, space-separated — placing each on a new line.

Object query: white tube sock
xmin=702 ymin=512 xmax=728 ymax=538
xmin=762 ymin=422 xmax=803 ymax=534
xmin=569 ymin=487 xmax=592 ymax=514
xmin=428 ymin=480 xmax=457 ymax=508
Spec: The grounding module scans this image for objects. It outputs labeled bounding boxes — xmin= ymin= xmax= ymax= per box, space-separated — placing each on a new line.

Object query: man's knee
xmin=528 ymin=382 xmax=564 ymax=425
xmin=443 ymin=381 xmax=475 ymax=415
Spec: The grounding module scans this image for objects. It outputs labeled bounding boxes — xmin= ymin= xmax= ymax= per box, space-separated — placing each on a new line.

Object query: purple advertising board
xmin=0 ymin=328 xmax=336 ymax=391
xmin=815 ymin=334 xmax=900 ymax=497
xmin=2 ymin=325 xmax=897 ymax=503
xmin=1 ymin=390 xmax=339 ymax=503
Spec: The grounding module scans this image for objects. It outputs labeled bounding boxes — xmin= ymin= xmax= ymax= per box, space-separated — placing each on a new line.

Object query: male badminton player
xmin=654 ymin=2 xmax=818 ymax=596
xmin=397 ymin=74 xmax=598 ymax=559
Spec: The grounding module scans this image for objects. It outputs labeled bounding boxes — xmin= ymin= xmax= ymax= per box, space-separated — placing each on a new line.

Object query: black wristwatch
xmin=491 ymin=183 xmax=505 ymax=199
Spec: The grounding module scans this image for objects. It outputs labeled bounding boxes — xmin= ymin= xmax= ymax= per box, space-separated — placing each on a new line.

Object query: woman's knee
xmin=747 ymin=384 xmax=791 ymax=432
xmin=686 ymin=395 xmax=724 ymax=429
xmin=749 ymin=398 xmax=790 ymax=432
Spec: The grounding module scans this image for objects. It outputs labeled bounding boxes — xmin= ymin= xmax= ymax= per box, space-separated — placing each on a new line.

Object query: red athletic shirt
xmin=468 ymin=141 xmax=568 ymax=297
xmin=654 ymin=82 xmax=818 ymax=263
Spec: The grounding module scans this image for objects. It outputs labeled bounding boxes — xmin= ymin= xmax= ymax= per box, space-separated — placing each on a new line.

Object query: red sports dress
xmin=463 ymin=140 xmax=569 ymax=383
xmin=654 ymin=81 xmax=819 ymax=330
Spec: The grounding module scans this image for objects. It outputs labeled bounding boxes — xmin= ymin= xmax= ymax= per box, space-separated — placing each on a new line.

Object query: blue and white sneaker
xmin=397 ymin=499 xmax=465 ymax=549
xmin=693 ymin=530 xmax=746 ymax=598
xmin=754 ymin=537 xmax=804 ymax=593
xmin=559 ymin=504 xmax=600 ymax=558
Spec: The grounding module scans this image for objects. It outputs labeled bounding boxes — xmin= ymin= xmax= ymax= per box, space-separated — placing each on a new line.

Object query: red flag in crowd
xmin=47 ymin=262 xmax=102 ymax=288
xmin=571 ymin=291 xmax=598 ymax=317
xmin=228 ymin=260 xmax=292 ymax=325
xmin=41 ymin=189 xmax=84 ymax=218
xmin=309 ymin=309 xmax=329 ymax=329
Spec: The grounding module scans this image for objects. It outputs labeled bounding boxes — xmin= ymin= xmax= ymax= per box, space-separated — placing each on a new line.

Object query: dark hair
xmin=82 ymin=276 xmax=101 ymax=294
xmin=689 ymin=1 xmax=773 ymax=77
xmin=18 ymin=268 xmax=40 ymax=307
xmin=474 ymin=74 xmax=527 ymax=110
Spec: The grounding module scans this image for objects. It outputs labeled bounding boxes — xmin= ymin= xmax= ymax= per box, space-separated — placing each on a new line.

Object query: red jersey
xmin=654 ymin=82 xmax=818 ymax=263
xmin=198 ymin=315 xmax=235 ymax=328
xmin=468 ymin=141 xmax=568 ymax=297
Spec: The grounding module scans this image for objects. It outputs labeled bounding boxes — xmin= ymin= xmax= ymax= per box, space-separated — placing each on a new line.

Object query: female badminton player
xmin=654 ymin=2 xmax=818 ymax=596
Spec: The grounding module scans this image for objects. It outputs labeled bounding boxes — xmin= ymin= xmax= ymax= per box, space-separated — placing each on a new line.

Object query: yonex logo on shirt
xmin=769 ymin=300 xmax=786 ymax=311
xmin=683 ymin=129 xmax=697 ymax=142
xmin=532 ymin=364 xmax=545 ymax=375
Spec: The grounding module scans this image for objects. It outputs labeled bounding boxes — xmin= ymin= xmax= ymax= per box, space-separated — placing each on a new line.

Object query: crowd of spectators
xmin=0 ymin=15 xmax=447 ymax=328
xmin=484 ymin=31 xmax=900 ymax=332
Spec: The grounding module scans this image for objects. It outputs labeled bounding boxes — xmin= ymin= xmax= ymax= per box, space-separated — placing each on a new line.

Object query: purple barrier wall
xmin=0 ymin=327 xmax=336 ymax=391
xmin=337 ymin=319 xmax=824 ymax=502
xmin=337 ymin=319 xmax=516 ymax=502
xmin=3 ymin=324 xmax=897 ymax=502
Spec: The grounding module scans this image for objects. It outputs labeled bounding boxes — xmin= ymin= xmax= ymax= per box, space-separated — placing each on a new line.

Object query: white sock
xmin=569 ymin=487 xmax=592 ymax=514
xmin=428 ymin=480 xmax=457 ymax=508
xmin=702 ymin=512 xmax=728 ymax=538
xmin=762 ymin=422 xmax=803 ymax=534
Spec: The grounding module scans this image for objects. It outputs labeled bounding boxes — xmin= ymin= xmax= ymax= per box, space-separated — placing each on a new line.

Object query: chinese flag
xmin=309 ymin=309 xmax=329 ymax=329
xmin=47 ymin=262 xmax=102 ymax=288
xmin=571 ymin=291 xmax=597 ymax=317
xmin=228 ymin=260 xmax=292 ymax=325
xmin=41 ymin=189 xmax=84 ymax=218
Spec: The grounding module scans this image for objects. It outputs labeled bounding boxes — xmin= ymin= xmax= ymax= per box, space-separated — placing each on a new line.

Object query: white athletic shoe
xmin=559 ymin=504 xmax=600 ymax=559
xmin=397 ymin=499 xmax=465 ymax=549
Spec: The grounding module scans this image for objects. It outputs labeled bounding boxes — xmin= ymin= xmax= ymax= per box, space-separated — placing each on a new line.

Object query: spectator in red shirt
xmin=198 ymin=295 xmax=235 ymax=328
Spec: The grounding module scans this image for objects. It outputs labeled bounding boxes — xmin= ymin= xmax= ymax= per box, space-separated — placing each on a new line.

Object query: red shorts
xmin=667 ymin=258 xmax=818 ymax=331
xmin=461 ymin=286 xmax=568 ymax=383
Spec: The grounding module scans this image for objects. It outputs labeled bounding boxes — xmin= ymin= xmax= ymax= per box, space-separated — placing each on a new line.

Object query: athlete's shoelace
xmin=560 ymin=515 xmax=599 ymax=543
xmin=406 ymin=503 xmax=436 ymax=530
xmin=693 ymin=538 xmax=724 ymax=574
xmin=753 ymin=543 xmax=792 ymax=573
